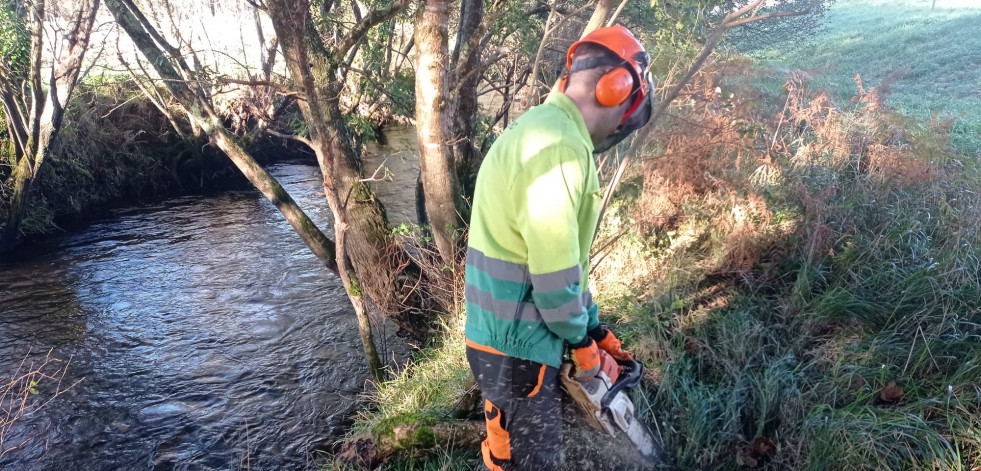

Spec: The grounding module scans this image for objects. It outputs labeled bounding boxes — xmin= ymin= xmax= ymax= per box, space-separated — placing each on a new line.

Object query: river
xmin=0 ymin=128 xmax=420 ymax=470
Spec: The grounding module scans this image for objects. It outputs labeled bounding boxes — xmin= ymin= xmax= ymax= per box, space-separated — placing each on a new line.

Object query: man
xmin=464 ymin=26 xmax=654 ymax=470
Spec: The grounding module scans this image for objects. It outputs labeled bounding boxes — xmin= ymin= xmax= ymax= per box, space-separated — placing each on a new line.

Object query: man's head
xmin=559 ymin=26 xmax=653 ymax=153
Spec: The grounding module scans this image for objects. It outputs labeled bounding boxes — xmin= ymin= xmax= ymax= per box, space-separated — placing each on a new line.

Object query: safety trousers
xmin=466 ymin=341 xmax=561 ymax=471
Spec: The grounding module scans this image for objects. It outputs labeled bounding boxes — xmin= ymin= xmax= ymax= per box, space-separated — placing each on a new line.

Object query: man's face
xmin=593 ymin=100 xmax=632 ymax=146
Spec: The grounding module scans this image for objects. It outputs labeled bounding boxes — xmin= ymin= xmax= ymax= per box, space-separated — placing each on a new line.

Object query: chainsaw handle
xmin=601 ymin=359 xmax=644 ymax=408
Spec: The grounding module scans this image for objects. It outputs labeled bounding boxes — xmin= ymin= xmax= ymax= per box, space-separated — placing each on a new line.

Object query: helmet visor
xmin=593 ymin=76 xmax=653 ymax=154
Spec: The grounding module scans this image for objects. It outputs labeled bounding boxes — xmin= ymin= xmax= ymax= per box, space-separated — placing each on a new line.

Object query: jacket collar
xmin=545 ymin=92 xmax=595 ymax=154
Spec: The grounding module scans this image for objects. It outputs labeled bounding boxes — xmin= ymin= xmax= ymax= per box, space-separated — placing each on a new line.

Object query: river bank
xmin=0 ymin=82 xmax=317 ymax=248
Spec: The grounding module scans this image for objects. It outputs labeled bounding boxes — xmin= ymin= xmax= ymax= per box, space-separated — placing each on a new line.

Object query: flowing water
xmin=0 ymin=128 xmax=420 ymax=470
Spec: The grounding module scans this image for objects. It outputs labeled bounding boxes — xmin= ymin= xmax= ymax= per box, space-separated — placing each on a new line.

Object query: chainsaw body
xmin=560 ymin=351 xmax=661 ymax=462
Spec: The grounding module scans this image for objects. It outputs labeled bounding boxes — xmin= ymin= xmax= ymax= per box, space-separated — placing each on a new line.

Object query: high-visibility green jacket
xmin=464 ymin=92 xmax=602 ymax=368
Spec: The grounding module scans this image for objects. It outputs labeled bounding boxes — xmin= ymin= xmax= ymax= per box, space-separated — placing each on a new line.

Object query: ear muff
xmin=595 ymin=67 xmax=634 ymax=107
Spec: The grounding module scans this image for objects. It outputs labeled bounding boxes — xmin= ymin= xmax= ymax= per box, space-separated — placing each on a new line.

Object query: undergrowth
xmin=0 ymin=79 xmax=289 ymax=238
xmin=589 ymin=59 xmax=981 ymax=469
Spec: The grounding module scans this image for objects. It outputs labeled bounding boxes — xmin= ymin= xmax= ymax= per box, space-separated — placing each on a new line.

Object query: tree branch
xmin=335 ymin=0 xmax=413 ymax=60
xmin=452 ymin=52 xmax=505 ymax=95
xmin=723 ymin=0 xmax=766 ymax=23
xmin=118 ymin=0 xmax=196 ymax=82
xmin=605 ymin=0 xmax=629 ymax=27
xmin=264 ymin=128 xmax=314 ymax=149
xmin=219 ymin=77 xmax=305 ymax=100
xmin=724 ymin=9 xmax=811 ymax=29
xmin=340 ymin=64 xmax=413 ymax=112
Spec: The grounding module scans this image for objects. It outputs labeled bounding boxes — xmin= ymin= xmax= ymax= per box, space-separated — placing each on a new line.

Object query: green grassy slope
xmin=748 ymin=0 xmax=981 ymax=155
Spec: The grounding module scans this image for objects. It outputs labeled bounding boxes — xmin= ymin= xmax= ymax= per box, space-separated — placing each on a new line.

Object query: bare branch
xmin=606 ymin=0 xmax=629 ymax=27
xmin=359 ymin=157 xmax=391 ymax=182
xmin=264 ymin=128 xmax=314 ymax=149
xmin=723 ymin=0 xmax=766 ymax=23
xmin=724 ymin=9 xmax=812 ymax=29
xmin=219 ymin=77 xmax=305 ymax=100
xmin=452 ymin=52 xmax=506 ymax=96
xmin=340 ymin=64 xmax=413 ymax=112
xmin=118 ymin=0 xmax=195 ymax=81
xmin=335 ymin=0 xmax=413 ymax=60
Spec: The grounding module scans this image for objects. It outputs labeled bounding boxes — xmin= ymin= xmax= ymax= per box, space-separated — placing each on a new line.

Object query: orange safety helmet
xmin=560 ymin=26 xmax=654 ymax=153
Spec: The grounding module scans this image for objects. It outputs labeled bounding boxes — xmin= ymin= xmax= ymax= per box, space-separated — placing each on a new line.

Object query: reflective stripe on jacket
xmin=465 ymin=92 xmax=602 ymax=368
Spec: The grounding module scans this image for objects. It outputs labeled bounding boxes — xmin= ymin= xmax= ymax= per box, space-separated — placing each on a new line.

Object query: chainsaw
xmin=560 ymin=350 xmax=661 ymax=463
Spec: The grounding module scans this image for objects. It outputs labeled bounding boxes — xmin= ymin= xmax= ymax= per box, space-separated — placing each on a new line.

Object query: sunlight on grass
xmin=744 ymin=0 xmax=981 ymax=155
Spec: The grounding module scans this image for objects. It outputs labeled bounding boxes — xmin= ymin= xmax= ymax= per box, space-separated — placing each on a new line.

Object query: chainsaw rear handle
xmin=601 ymin=359 xmax=644 ymax=408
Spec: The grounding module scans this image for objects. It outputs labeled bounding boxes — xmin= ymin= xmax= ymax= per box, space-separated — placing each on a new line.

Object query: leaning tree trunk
xmin=103 ymin=0 xmax=338 ymax=270
xmin=581 ymin=0 xmax=617 ymax=38
xmin=267 ymin=0 xmax=430 ymax=380
xmin=0 ymin=0 xmax=101 ymax=250
xmin=415 ymin=0 xmax=466 ymax=266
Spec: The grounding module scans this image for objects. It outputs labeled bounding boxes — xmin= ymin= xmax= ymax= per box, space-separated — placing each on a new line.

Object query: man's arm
xmin=512 ymin=143 xmax=591 ymax=343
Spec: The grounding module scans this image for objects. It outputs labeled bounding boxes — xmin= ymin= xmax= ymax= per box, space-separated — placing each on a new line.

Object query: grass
xmin=323 ymin=313 xmax=483 ymax=470
xmin=743 ymin=0 xmax=981 ymax=156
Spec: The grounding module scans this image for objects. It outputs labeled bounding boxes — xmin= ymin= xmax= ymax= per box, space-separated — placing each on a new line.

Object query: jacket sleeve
xmin=511 ymin=143 xmax=590 ymax=344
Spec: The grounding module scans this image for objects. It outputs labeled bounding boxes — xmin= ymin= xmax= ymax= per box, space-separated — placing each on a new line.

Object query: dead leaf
xmin=878 ymin=381 xmax=904 ymax=403
xmin=334 ymin=436 xmax=381 ymax=470
xmin=737 ymin=436 xmax=776 ymax=468
xmin=846 ymin=373 xmax=866 ymax=391
xmin=750 ymin=436 xmax=777 ymax=457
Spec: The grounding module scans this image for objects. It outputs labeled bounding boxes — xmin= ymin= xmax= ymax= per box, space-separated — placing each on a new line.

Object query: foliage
xmin=0 ymin=0 xmax=28 ymax=79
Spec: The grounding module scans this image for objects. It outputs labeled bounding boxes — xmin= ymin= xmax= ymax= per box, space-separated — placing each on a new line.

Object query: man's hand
xmin=589 ymin=327 xmax=633 ymax=361
xmin=569 ymin=338 xmax=600 ymax=382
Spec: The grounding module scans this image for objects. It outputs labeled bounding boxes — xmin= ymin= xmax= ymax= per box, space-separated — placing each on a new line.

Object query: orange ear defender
xmin=559 ymin=58 xmax=635 ymax=107
xmin=595 ymin=67 xmax=634 ymax=107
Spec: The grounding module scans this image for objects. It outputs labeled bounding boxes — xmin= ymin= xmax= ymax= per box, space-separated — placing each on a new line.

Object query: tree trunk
xmin=450 ymin=0 xmax=486 ymax=204
xmin=581 ymin=0 xmax=616 ymax=38
xmin=265 ymin=0 xmax=434 ymax=378
xmin=0 ymin=0 xmax=101 ymax=250
xmin=415 ymin=0 xmax=465 ymax=266
xmin=2 ymin=157 xmax=35 ymax=245
xmin=103 ymin=0 xmax=338 ymax=271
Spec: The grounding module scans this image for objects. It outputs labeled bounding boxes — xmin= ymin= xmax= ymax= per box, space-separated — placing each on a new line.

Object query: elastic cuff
xmin=587 ymin=326 xmax=609 ymax=342
xmin=568 ymin=337 xmax=593 ymax=350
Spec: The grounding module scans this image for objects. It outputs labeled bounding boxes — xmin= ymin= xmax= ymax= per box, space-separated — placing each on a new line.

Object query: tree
xmin=263 ymin=0 xmax=470 ymax=366
xmin=98 ymin=0 xmax=397 ymax=375
xmin=0 ymin=0 xmax=101 ymax=250
xmin=414 ymin=0 xmax=459 ymax=267
xmin=413 ymin=0 xmax=491 ymax=267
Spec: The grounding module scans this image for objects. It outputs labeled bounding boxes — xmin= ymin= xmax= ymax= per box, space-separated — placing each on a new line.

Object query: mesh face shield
xmin=592 ymin=93 xmax=651 ymax=154
xmin=592 ymin=66 xmax=653 ymax=155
